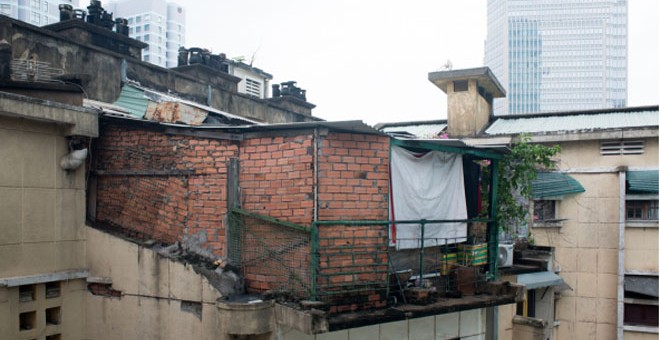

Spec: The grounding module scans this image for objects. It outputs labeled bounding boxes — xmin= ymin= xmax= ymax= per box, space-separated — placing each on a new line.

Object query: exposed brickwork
xmin=239 ymin=135 xmax=315 ymax=225
xmin=317 ymin=223 xmax=389 ymax=313
xmin=94 ymin=122 xmax=393 ymax=312
xmin=94 ymin=123 xmax=238 ymax=254
xmin=317 ymin=132 xmax=390 ymax=221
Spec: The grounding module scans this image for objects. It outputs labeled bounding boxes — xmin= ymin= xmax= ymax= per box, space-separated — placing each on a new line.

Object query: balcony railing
xmin=228 ymin=208 xmax=499 ymax=312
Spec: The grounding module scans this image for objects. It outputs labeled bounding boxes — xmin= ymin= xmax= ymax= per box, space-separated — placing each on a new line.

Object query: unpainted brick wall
xmin=317 ymin=132 xmax=390 ymax=220
xmin=239 ymin=134 xmax=314 ymax=225
xmin=94 ymin=124 xmax=238 ymax=253
xmin=94 ymin=124 xmax=392 ymax=312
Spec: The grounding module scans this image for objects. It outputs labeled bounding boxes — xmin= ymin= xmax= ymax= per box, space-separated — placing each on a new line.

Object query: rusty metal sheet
xmin=144 ymin=100 xmax=208 ymax=125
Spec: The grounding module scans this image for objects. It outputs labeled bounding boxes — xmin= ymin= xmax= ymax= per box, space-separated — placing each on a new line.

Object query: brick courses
xmin=93 ymin=122 xmax=392 ymax=312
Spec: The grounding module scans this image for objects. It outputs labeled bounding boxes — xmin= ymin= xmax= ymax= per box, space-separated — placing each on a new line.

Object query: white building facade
xmin=0 ymin=0 xmax=78 ymax=26
xmin=484 ymin=0 xmax=628 ymax=115
xmin=107 ymin=0 xmax=185 ymax=68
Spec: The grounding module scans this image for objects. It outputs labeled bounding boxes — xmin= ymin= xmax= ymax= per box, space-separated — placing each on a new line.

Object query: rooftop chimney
xmin=428 ymin=67 xmax=505 ymax=138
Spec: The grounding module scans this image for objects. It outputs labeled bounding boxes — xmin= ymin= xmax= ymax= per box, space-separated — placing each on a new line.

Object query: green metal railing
xmin=228 ymin=208 xmax=499 ymax=304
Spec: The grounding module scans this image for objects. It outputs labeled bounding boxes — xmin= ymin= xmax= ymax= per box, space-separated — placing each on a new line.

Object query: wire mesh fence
xmin=228 ymin=208 xmax=313 ymax=299
xmin=228 ymin=208 xmax=498 ymax=307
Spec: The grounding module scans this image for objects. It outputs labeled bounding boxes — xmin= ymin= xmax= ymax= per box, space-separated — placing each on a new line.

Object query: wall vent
xmin=600 ymin=140 xmax=644 ymax=155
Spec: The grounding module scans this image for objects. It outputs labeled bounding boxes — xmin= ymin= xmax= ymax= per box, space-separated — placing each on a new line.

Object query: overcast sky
xmin=174 ymin=1 xmax=659 ymax=125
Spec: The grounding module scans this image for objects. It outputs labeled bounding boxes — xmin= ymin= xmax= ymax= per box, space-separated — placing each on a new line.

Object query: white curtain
xmin=390 ymin=146 xmax=467 ymax=250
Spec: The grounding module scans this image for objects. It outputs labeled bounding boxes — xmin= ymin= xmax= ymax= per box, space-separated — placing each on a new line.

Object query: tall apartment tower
xmin=107 ymin=0 xmax=185 ymax=68
xmin=0 ymin=0 xmax=79 ymax=26
xmin=484 ymin=0 xmax=628 ymax=115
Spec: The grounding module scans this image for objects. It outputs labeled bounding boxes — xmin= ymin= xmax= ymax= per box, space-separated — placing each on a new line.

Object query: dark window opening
xmin=45 ymin=281 xmax=61 ymax=299
xmin=624 ymin=303 xmax=659 ymax=327
xmin=453 ymin=80 xmax=469 ymax=92
xmin=19 ymin=311 xmax=36 ymax=331
xmin=46 ymin=307 xmax=61 ymax=325
xmin=19 ymin=285 xmax=36 ymax=302
xmin=534 ymin=200 xmax=556 ymax=222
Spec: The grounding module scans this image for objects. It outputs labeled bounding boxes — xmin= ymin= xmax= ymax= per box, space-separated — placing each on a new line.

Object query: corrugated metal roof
xmin=486 ymin=109 xmax=658 ymax=135
xmin=112 ymin=84 xmax=259 ymax=125
xmin=532 ymin=172 xmax=585 ymax=199
xmin=627 ymin=170 xmax=659 ymax=194
xmin=113 ymin=84 xmax=149 ymax=118
xmin=381 ymin=123 xmax=447 ymax=138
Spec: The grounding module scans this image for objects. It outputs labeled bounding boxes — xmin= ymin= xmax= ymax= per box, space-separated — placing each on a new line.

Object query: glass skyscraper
xmin=484 ymin=0 xmax=628 ymax=115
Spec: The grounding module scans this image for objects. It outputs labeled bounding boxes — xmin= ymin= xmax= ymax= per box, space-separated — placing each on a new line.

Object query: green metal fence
xmin=228 ymin=208 xmax=313 ymax=299
xmin=228 ymin=208 xmax=498 ymax=305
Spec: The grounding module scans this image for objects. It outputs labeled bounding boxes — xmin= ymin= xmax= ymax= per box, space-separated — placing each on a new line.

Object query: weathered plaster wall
xmin=0 ymin=115 xmax=87 ymax=278
xmin=446 ymin=80 xmax=491 ymax=138
xmin=85 ymin=226 xmax=222 ymax=340
xmin=529 ymin=137 xmax=659 ymax=340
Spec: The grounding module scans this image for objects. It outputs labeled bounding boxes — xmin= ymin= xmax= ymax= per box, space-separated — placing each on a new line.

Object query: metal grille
xmin=228 ymin=209 xmax=312 ymax=299
xmin=11 ymin=59 xmax=64 ymax=81
xmin=313 ymin=222 xmax=390 ymax=305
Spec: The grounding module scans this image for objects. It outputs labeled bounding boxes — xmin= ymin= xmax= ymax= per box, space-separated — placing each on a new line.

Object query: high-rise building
xmin=484 ymin=0 xmax=628 ymax=115
xmin=107 ymin=0 xmax=185 ymax=68
xmin=0 ymin=0 xmax=78 ymax=26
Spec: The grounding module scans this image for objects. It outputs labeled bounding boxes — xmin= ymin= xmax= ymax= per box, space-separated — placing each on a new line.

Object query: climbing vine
xmin=482 ymin=134 xmax=560 ymax=231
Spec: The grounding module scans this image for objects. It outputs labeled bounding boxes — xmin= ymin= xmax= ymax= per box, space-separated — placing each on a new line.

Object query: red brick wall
xmin=94 ymin=123 xmax=238 ymax=253
xmin=94 ymin=124 xmax=393 ymax=312
xmin=317 ymin=132 xmax=390 ymax=221
xmin=239 ymin=134 xmax=315 ymax=225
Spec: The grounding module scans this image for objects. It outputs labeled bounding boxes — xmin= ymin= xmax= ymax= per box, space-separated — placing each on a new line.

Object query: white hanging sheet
xmin=390 ymin=146 xmax=467 ymax=250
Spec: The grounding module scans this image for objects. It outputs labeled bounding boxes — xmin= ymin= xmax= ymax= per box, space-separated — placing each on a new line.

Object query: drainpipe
xmin=617 ymin=167 xmax=627 ymax=339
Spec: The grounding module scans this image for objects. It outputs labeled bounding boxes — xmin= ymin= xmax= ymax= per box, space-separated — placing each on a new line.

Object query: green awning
xmin=518 ymin=271 xmax=564 ymax=290
xmin=532 ymin=172 xmax=585 ymax=199
xmin=627 ymin=170 xmax=659 ymax=194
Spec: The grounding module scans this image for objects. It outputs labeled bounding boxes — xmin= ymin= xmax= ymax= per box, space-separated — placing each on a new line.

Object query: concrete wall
xmin=446 ymin=79 xmax=491 ymax=138
xmin=279 ymin=308 xmax=487 ymax=340
xmin=624 ymin=228 xmax=659 ymax=272
xmin=0 ymin=279 xmax=86 ymax=339
xmin=0 ymin=93 xmax=96 ymax=340
xmin=85 ymin=226 xmax=222 ymax=340
xmin=0 ymin=115 xmax=87 ymax=278
xmin=528 ymin=137 xmax=659 ymax=340
xmin=624 ymin=331 xmax=660 ymax=340
xmin=0 ymin=16 xmax=316 ymax=124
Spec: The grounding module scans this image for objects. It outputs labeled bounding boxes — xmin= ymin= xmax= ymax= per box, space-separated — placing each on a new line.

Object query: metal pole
xmin=419 ymin=220 xmax=426 ymax=287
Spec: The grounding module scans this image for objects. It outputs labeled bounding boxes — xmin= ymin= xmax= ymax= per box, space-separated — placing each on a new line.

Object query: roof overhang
xmin=428 ymin=67 xmax=506 ymax=98
xmin=518 ymin=271 xmax=564 ymax=290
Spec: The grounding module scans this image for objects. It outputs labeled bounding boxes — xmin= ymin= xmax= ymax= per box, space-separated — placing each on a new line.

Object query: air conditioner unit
xmin=498 ymin=243 xmax=514 ymax=268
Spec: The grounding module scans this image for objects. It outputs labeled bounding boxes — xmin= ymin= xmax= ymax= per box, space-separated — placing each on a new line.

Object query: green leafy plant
xmin=481 ymin=134 xmax=560 ymax=231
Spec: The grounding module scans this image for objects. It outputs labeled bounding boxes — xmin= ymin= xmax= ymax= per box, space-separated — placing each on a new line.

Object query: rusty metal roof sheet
xmin=486 ymin=107 xmax=658 ymax=136
xmin=112 ymin=84 xmax=259 ymax=125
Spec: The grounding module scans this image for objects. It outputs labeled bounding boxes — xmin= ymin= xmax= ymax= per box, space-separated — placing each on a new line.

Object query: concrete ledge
xmin=275 ymin=303 xmax=329 ymax=335
xmin=0 ymin=269 xmax=88 ymax=287
xmin=0 ymin=91 xmax=98 ymax=137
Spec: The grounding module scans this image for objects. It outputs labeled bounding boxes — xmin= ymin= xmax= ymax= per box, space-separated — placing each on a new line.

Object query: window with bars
xmin=626 ymin=200 xmax=659 ymax=221
xmin=600 ymin=140 xmax=644 ymax=155
xmin=245 ymin=78 xmax=262 ymax=97
xmin=533 ymin=200 xmax=556 ymax=222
